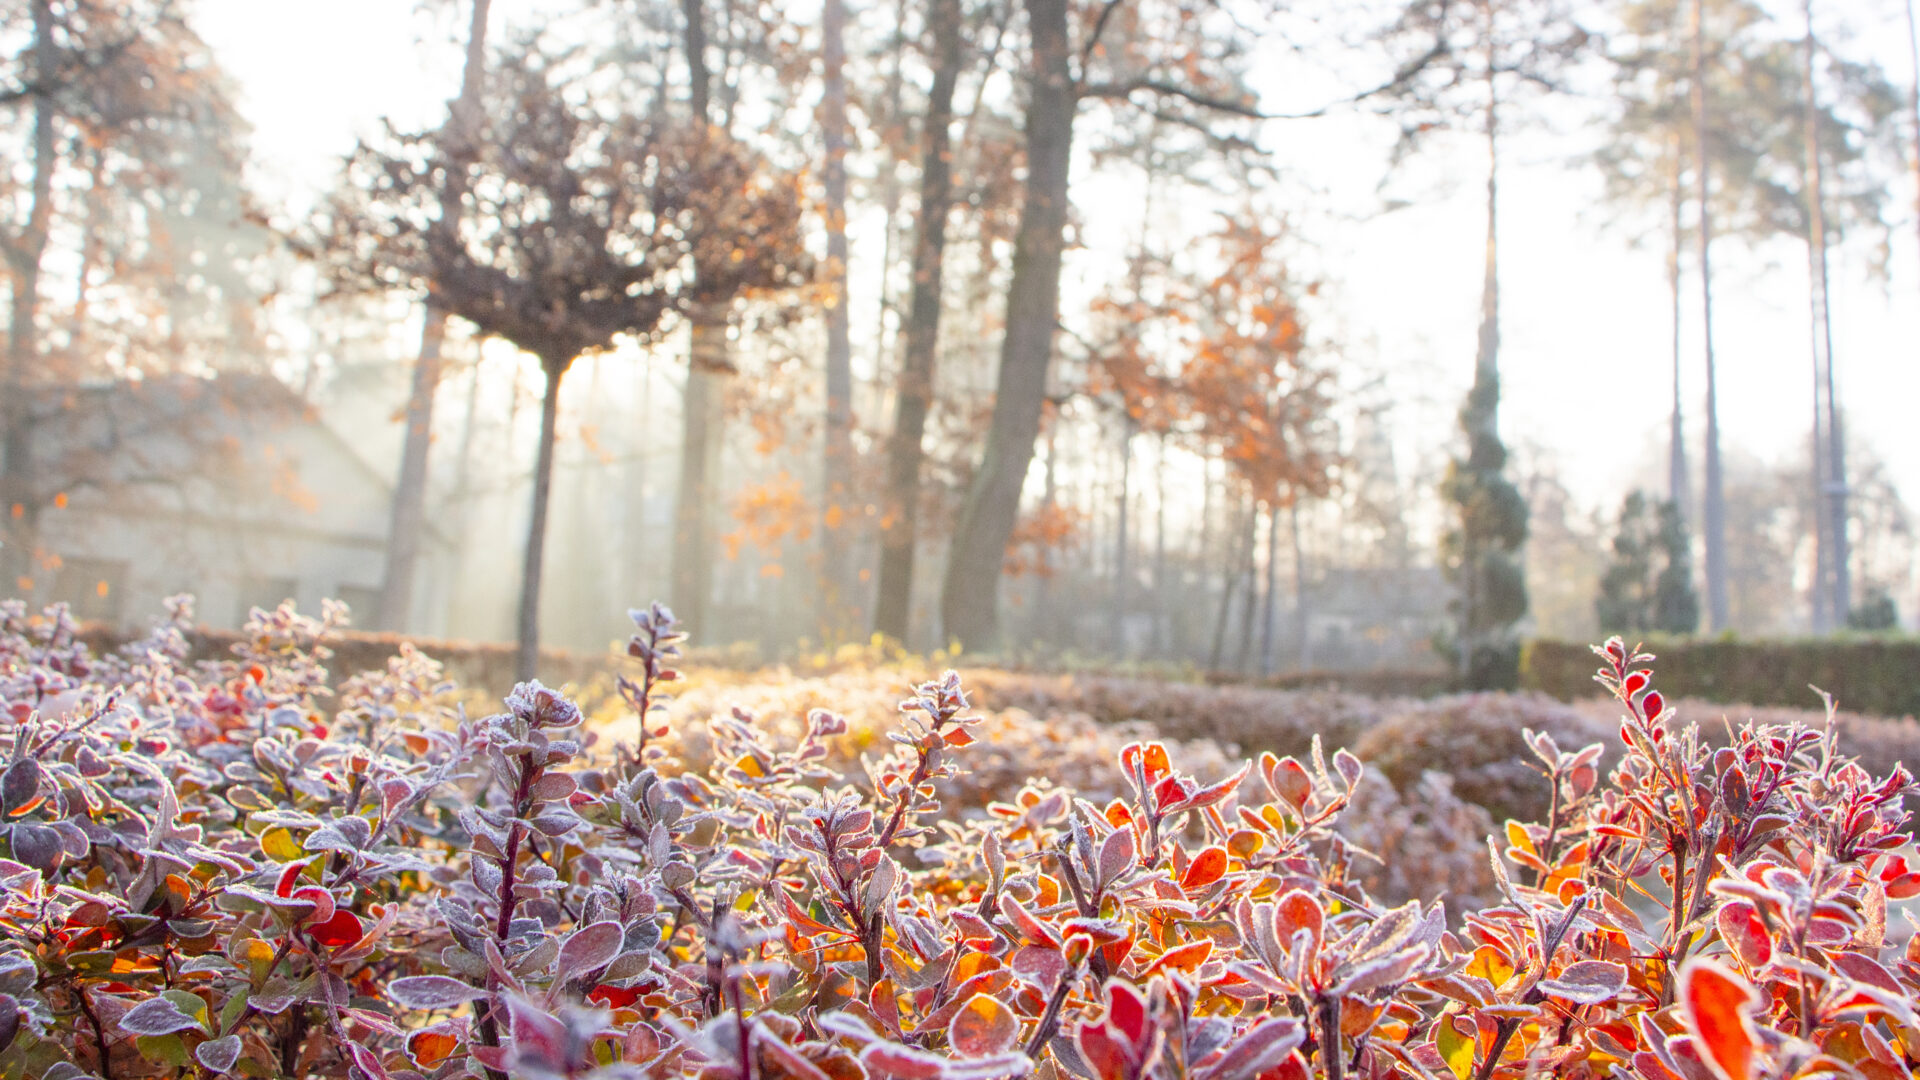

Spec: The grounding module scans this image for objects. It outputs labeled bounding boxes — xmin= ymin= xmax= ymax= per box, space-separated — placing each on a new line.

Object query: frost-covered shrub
xmin=1 ymin=601 xmax=1916 ymax=1080
xmin=1355 ymin=692 xmax=1621 ymax=823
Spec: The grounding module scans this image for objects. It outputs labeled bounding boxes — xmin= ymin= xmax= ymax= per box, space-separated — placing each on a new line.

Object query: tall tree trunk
xmin=620 ymin=352 xmax=652 ymax=608
xmin=820 ymin=0 xmax=855 ymax=632
xmin=1234 ymin=507 xmax=1261 ymax=675
xmin=1804 ymin=1 xmax=1833 ymax=632
xmin=516 ymin=359 xmax=569 ymax=681
xmin=1460 ymin=52 xmax=1502 ymax=683
xmin=1802 ymin=0 xmax=1848 ymax=629
xmin=1907 ymin=0 xmax=1920 ymax=292
xmin=0 ymin=0 xmax=57 ymax=591
xmin=1153 ymin=434 xmax=1169 ymax=653
xmin=1111 ymin=418 xmax=1133 ymax=655
xmin=1033 ymin=416 xmax=1058 ymax=644
xmin=1667 ymin=130 xmax=1690 ymax=523
xmin=1291 ymin=498 xmax=1310 ymax=673
xmin=939 ymin=0 xmax=1074 ymax=650
xmin=1208 ymin=495 xmax=1250 ymax=673
xmin=873 ymin=0 xmax=963 ymax=644
xmin=670 ymin=0 xmax=730 ymax=640
xmin=870 ymin=0 xmax=911 ymax=374
xmin=674 ymin=316 xmax=727 ymax=637
xmin=379 ymin=0 xmax=493 ymax=631
xmin=1258 ymin=501 xmax=1281 ymax=678
xmin=1693 ymin=0 xmax=1731 ymax=631
xmin=445 ymin=354 xmax=486 ymax=627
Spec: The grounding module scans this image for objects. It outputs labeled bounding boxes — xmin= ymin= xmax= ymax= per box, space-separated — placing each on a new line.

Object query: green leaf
xmin=1435 ymin=1013 xmax=1474 ymax=1080
xmin=160 ymin=989 xmax=211 ymax=1033
xmin=220 ymin=990 xmax=250 ymax=1033
xmin=259 ymin=827 xmax=303 ymax=862
xmin=136 ymin=1033 xmax=192 ymax=1068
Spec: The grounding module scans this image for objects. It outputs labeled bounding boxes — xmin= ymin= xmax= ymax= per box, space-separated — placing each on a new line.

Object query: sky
xmin=194 ymin=0 xmax=1920 ymax=526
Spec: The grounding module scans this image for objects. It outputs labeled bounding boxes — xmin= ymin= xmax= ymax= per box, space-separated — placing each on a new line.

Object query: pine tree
xmin=1442 ymin=365 xmax=1528 ymax=689
xmin=1597 ymin=491 xmax=1657 ymax=634
xmin=1652 ymin=499 xmax=1702 ymax=633
xmin=1596 ymin=490 xmax=1699 ymax=635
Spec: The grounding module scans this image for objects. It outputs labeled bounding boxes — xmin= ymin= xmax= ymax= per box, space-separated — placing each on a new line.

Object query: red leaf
xmin=308 ymin=909 xmax=364 ymax=949
xmin=1103 ymin=979 xmax=1152 ymax=1050
xmin=1163 ymin=761 xmax=1252 ymax=814
xmin=1075 ymin=1023 xmax=1134 ymax=1080
xmin=290 ymin=886 xmax=336 ymax=925
xmin=1153 ymin=774 xmax=1191 ymax=811
xmin=1715 ymin=902 xmax=1771 ymax=970
xmin=1119 ymin=743 xmax=1172 ymax=784
xmin=1181 ymin=847 xmax=1229 ymax=892
xmin=1255 ymin=1050 xmax=1311 ymax=1080
xmin=275 ymin=859 xmax=313 ymax=898
xmin=1643 ymin=691 xmax=1665 ymax=722
xmin=587 ymin=984 xmax=642 ymax=1009
xmin=1678 ymin=959 xmax=1758 ymax=1080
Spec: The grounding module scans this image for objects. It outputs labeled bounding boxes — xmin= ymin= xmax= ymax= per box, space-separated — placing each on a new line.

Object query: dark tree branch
xmin=1078 ymin=29 xmax=1454 ymax=123
xmin=1079 ymin=0 xmax=1127 ymax=73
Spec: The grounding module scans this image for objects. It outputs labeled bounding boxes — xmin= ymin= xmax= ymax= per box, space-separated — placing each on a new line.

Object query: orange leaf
xmin=948 ymin=994 xmax=1018 ymax=1057
xmin=408 ymin=1027 xmax=461 ymax=1068
xmin=1679 ymin=959 xmax=1759 ymax=1080
xmin=1181 ymin=847 xmax=1228 ymax=892
xmin=1146 ymin=938 xmax=1213 ymax=977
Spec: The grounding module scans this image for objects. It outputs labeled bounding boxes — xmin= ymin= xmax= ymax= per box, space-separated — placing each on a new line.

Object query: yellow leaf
xmin=1466 ymin=945 xmax=1515 ymax=989
xmin=1436 ymin=1013 xmax=1475 ymax=1080
xmin=243 ymin=937 xmax=276 ymax=981
xmin=260 ymin=827 xmax=303 ymax=862
xmin=1505 ymin=821 xmax=1536 ymax=859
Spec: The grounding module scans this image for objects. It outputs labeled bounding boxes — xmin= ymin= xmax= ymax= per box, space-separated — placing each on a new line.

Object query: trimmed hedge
xmin=1522 ymin=634 xmax=1920 ymax=718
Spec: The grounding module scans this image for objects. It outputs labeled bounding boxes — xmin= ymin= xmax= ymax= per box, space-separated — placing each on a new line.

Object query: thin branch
xmin=1079 ymin=0 xmax=1128 ymax=73
xmin=1076 ymin=9 xmax=1455 ymax=122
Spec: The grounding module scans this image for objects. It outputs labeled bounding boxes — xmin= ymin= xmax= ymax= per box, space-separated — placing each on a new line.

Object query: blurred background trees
xmin=2 ymin=0 xmax=1918 ymax=681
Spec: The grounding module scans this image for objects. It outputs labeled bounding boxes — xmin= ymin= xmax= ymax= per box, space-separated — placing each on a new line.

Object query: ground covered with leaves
xmin=2 ymin=598 xmax=1918 ymax=1080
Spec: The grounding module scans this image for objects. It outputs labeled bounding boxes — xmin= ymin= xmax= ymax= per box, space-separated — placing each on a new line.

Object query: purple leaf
xmin=388 ymin=975 xmax=489 ymax=1011
xmin=196 ymin=1034 xmax=243 ymax=1073
xmin=119 ymin=996 xmax=202 ymax=1037
xmin=1196 ymin=1016 xmax=1305 ymax=1080
xmin=1538 ymin=959 xmax=1629 ymax=1005
xmin=554 ymin=921 xmax=624 ymax=986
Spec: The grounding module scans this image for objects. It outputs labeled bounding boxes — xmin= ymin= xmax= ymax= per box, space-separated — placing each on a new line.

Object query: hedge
xmin=1522 ymin=634 xmax=1920 ymax=718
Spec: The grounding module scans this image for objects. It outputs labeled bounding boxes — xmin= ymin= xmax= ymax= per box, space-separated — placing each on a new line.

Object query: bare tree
xmin=819 ymin=0 xmax=856 ymax=631
xmin=323 ymin=54 xmax=807 ymax=678
xmin=873 ymin=0 xmax=967 ymax=645
xmin=939 ymin=0 xmax=1315 ymax=650
xmin=378 ymin=0 xmax=494 ymax=633
xmin=2 ymin=0 xmax=266 ymax=590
